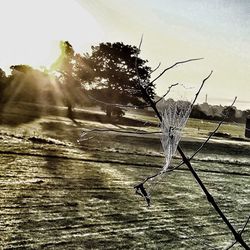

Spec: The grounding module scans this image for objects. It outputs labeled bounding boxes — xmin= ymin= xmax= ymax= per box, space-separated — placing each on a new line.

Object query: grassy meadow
xmin=0 ymin=102 xmax=249 ymax=249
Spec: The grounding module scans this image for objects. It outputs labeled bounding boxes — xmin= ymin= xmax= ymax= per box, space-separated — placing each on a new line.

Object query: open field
xmin=0 ymin=103 xmax=250 ymax=249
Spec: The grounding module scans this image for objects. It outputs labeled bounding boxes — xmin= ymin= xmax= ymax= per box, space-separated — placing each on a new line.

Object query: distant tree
xmin=222 ymin=106 xmax=236 ymax=121
xmin=242 ymin=109 xmax=250 ymax=120
xmin=85 ymin=42 xmax=155 ymax=117
xmin=5 ymin=65 xmax=44 ymax=104
xmin=190 ymin=104 xmax=209 ymax=119
xmin=0 ymin=68 xmax=8 ymax=103
xmin=10 ymin=65 xmax=55 ymax=103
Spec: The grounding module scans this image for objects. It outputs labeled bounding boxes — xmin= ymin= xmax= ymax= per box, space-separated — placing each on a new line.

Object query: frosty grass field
xmin=0 ymin=103 xmax=249 ymax=249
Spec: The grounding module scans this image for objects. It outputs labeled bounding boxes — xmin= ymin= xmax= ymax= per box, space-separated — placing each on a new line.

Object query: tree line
xmin=0 ymin=40 xmax=249 ymax=122
xmin=0 ymin=41 xmax=155 ymax=119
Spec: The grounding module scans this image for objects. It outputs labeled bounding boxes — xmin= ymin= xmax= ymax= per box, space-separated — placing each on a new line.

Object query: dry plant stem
xmin=139 ymin=96 xmax=238 ymax=192
xmin=149 ymin=58 xmax=204 ymax=87
xmin=226 ymin=214 xmax=250 ymax=250
xmin=86 ymin=92 xmax=150 ymax=108
xmin=140 ymin=73 xmax=250 ymax=249
xmin=177 ymin=146 xmax=249 ymax=249
xmin=154 ymin=83 xmax=179 ymax=105
xmin=240 ymin=214 xmax=250 ymax=235
xmin=79 ymin=128 xmax=161 ymax=138
xmin=151 ymin=62 xmax=161 ymax=73
xmin=191 ymin=71 xmax=213 ymax=108
xmin=190 ymin=96 xmax=237 ymax=160
xmin=225 ymin=241 xmax=237 ymax=250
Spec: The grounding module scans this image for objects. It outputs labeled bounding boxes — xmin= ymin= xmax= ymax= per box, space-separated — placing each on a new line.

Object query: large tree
xmin=86 ymin=42 xmax=155 ymax=117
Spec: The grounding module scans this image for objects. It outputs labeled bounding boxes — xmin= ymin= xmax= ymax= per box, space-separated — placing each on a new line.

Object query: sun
xmin=0 ymin=0 xmax=103 ymax=73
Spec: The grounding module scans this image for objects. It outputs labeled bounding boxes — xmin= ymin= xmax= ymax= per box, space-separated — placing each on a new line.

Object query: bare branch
xmin=190 ymin=70 xmax=213 ymax=109
xmin=150 ymin=58 xmax=204 ymax=86
xmin=78 ymin=128 xmax=161 ymax=142
xmin=138 ymin=34 xmax=143 ymax=53
xmin=240 ymin=213 xmax=250 ymax=235
xmin=224 ymin=213 xmax=250 ymax=250
xmin=155 ymin=83 xmax=179 ymax=105
xmin=135 ymin=160 xmax=185 ymax=187
xmin=190 ymin=97 xmax=237 ymax=160
xmin=225 ymin=241 xmax=237 ymax=250
xmin=151 ymin=62 xmax=161 ymax=73
xmin=86 ymin=92 xmax=150 ymax=108
xmin=135 ymin=34 xmax=144 ymax=85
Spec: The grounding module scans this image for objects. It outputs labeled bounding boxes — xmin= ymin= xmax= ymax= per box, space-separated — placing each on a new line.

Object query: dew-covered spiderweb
xmin=160 ymin=99 xmax=192 ymax=172
xmin=135 ymin=85 xmax=194 ymax=206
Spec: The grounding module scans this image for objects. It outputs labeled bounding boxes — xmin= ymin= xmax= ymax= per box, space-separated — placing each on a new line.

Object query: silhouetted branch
xmin=155 ymin=83 xmax=179 ymax=104
xmin=136 ymin=160 xmax=184 ymax=186
xmin=225 ymin=213 xmax=250 ymax=250
xmin=189 ymin=97 xmax=237 ymax=161
xmin=151 ymin=62 xmax=161 ymax=73
xmin=135 ymin=35 xmax=144 ymax=84
xmin=225 ymin=241 xmax=237 ymax=250
xmin=190 ymin=70 xmax=213 ymax=109
xmin=149 ymin=58 xmax=204 ymax=86
xmin=240 ymin=213 xmax=250 ymax=235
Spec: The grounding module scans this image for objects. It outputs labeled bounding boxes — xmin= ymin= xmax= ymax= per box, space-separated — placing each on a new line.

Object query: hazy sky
xmin=0 ymin=0 xmax=249 ymax=109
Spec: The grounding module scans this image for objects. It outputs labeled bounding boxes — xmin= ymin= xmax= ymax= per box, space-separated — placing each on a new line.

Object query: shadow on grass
xmin=0 ymin=103 xmax=42 ymax=127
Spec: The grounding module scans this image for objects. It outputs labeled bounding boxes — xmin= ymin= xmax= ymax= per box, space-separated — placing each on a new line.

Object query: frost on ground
xmin=0 ymin=109 xmax=249 ymax=249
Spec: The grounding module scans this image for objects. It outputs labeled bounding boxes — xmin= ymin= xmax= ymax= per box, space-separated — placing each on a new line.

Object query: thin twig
xmin=151 ymin=62 xmax=161 ymax=73
xmin=79 ymin=128 xmax=161 ymax=141
xmin=138 ymin=72 xmax=215 ymax=185
xmin=190 ymin=70 xmax=213 ymax=109
xmin=137 ymin=160 xmax=185 ymax=186
xmin=133 ymin=36 xmax=249 ymax=249
xmin=135 ymin=35 xmax=144 ymax=84
xmin=86 ymin=92 xmax=150 ymax=108
xmin=189 ymin=97 xmax=237 ymax=160
xmin=155 ymin=83 xmax=179 ymax=104
xmin=240 ymin=213 xmax=250 ymax=235
xmin=225 ymin=241 xmax=237 ymax=250
xmin=150 ymin=58 xmax=204 ymax=86
xmin=224 ymin=213 xmax=250 ymax=250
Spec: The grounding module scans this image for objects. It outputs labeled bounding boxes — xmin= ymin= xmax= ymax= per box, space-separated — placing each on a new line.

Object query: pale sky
xmin=0 ymin=0 xmax=249 ymax=109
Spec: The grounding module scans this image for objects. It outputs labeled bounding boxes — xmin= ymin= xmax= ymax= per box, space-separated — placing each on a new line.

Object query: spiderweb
xmin=135 ymin=98 xmax=192 ymax=206
xmin=160 ymin=100 xmax=192 ymax=172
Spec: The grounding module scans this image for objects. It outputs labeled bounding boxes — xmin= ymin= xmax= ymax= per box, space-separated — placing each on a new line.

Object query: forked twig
xmin=149 ymin=58 xmax=204 ymax=86
xmin=155 ymin=83 xmax=179 ymax=104
xmin=135 ymin=72 xmax=213 ymax=186
xmin=151 ymin=62 xmax=161 ymax=73
xmin=225 ymin=213 xmax=250 ymax=250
